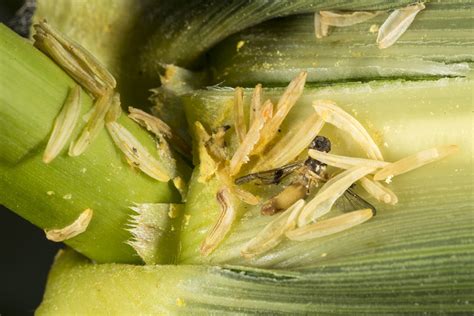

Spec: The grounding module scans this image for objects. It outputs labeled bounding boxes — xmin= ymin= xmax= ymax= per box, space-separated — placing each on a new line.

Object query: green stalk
xmin=179 ymin=76 xmax=473 ymax=268
xmin=36 ymin=248 xmax=474 ymax=314
xmin=0 ymin=24 xmax=189 ymax=263
xmin=209 ymin=0 xmax=473 ymax=86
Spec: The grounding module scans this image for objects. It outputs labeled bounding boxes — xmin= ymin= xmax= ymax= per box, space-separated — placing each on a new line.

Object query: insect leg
xmin=261 ymin=182 xmax=307 ymax=215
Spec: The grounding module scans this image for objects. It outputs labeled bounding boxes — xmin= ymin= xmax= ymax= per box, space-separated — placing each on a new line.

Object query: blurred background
xmin=0 ymin=1 xmax=62 ymax=315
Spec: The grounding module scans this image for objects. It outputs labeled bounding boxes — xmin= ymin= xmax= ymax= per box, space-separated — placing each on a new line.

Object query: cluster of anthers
xmin=35 ymin=20 xmax=188 ymax=241
xmin=197 ymin=71 xmax=459 ymax=259
xmin=314 ymin=3 xmax=425 ymax=49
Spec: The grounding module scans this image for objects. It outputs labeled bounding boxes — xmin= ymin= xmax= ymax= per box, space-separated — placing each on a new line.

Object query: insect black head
xmin=309 ymin=136 xmax=331 ymax=153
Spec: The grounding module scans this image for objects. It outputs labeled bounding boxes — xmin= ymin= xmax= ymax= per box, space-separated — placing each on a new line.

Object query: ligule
xmin=43 ymin=85 xmax=82 ymax=163
xmin=241 ymin=199 xmax=304 ymax=259
xmin=44 ymin=208 xmax=93 ymax=242
xmin=373 ymin=144 xmax=459 ymax=181
xmin=313 ymin=100 xmax=383 ymax=160
xmin=106 ymin=121 xmax=171 ymax=182
xmin=377 ymin=3 xmax=426 ymax=49
xmin=126 ymin=203 xmax=181 ymax=264
xmin=287 ymin=208 xmax=374 ymax=241
xmin=201 ymin=187 xmax=236 ymax=256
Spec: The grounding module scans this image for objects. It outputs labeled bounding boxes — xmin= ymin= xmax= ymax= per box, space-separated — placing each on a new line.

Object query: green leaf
xmin=36 ymin=248 xmax=474 ymax=314
xmin=209 ymin=0 xmax=473 ymax=86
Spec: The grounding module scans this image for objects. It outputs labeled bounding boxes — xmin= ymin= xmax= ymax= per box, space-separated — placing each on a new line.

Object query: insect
xmin=235 ymin=135 xmax=376 ymax=215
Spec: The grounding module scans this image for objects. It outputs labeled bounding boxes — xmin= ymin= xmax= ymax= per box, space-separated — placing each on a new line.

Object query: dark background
xmin=1 ymin=1 xmax=62 ymax=315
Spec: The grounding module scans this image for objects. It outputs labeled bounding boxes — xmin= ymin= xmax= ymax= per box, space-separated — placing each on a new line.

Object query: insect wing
xmin=337 ymin=187 xmax=376 ymax=214
xmin=235 ymin=162 xmax=303 ymax=185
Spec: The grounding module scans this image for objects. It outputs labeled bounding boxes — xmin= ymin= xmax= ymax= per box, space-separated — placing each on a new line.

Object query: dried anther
xmin=313 ymin=100 xmax=383 ymax=160
xmin=373 ymin=144 xmax=459 ymax=181
xmin=69 ymin=90 xmax=113 ymax=157
xmin=241 ymin=200 xmax=304 ymax=259
xmin=249 ymin=84 xmax=263 ymax=126
xmin=297 ymin=166 xmax=376 ymax=227
xmin=359 ymin=177 xmax=398 ymax=205
xmin=105 ymin=93 xmax=122 ymax=123
xmin=287 ymin=208 xmax=374 ymax=241
xmin=377 ymin=3 xmax=425 ymax=49
xmin=320 ymin=10 xmax=381 ymax=27
xmin=315 ymin=10 xmax=380 ymax=39
xmin=254 ymin=112 xmax=324 ymax=172
xmin=252 ymin=71 xmax=307 ymax=155
xmin=33 ymin=20 xmax=115 ymax=97
xmin=233 ymin=87 xmax=247 ymax=144
xmin=308 ymin=149 xmax=389 ymax=170
xmin=106 ymin=121 xmax=172 ymax=182
xmin=45 ymin=208 xmax=93 ymax=242
xmin=201 ymin=187 xmax=236 ymax=256
xmin=230 ymin=100 xmax=273 ymax=175
xmin=43 ymin=85 xmax=82 ymax=163
xmin=128 ymin=107 xmax=190 ymax=156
